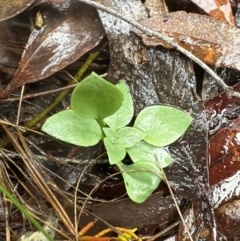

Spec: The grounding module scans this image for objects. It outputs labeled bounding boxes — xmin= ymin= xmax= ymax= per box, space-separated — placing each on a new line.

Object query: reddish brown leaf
xmin=209 ymin=118 xmax=240 ymax=208
xmin=209 ymin=117 xmax=240 ymax=186
xmin=0 ymin=0 xmax=35 ymax=22
xmin=204 ymin=83 xmax=240 ymax=208
xmin=190 ymin=0 xmax=235 ymax=25
xmin=0 ymin=0 xmax=105 ymax=99
xmin=202 ymin=81 xmax=240 ymax=210
xmin=180 ymin=199 xmax=240 ymax=240
xmin=132 ymin=11 xmax=240 ymax=70
xmin=205 ymin=82 xmax=240 ymax=137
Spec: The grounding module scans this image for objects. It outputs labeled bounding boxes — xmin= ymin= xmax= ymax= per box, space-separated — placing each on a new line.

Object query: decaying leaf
xmin=0 ymin=0 xmax=35 ymax=22
xmin=204 ymin=82 xmax=240 ymax=209
xmin=66 ymin=192 xmax=181 ymax=235
xmin=209 ymin=117 xmax=240 ymax=208
xmin=0 ymin=0 xmax=105 ymax=99
xmin=190 ymin=0 xmax=235 ymax=25
xmin=205 ymin=82 xmax=240 ymax=136
xmin=215 ymin=200 xmax=240 ymax=239
xmin=132 ymin=11 xmax=240 ymax=70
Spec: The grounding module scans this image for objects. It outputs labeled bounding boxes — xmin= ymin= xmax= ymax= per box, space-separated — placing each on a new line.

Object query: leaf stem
xmin=154 ymin=155 xmax=194 ymax=241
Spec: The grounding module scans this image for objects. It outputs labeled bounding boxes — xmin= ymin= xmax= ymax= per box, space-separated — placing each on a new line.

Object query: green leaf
xmin=134 ymin=105 xmax=193 ymax=146
xmin=127 ymin=141 xmax=173 ymax=167
xmin=103 ymin=127 xmax=118 ymax=143
xmin=117 ymin=127 xmax=146 ymax=148
xmin=117 ymin=162 xmax=162 ymax=203
xmin=103 ymin=137 xmax=126 ymax=165
xmin=104 ymin=80 xmax=134 ymax=130
xmin=71 ymin=72 xmax=123 ymax=124
xmin=41 ymin=110 xmax=102 ymax=147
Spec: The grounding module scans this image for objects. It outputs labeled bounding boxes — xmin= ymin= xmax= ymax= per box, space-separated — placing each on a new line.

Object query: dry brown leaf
xmin=132 ymin=11 xmax=240 ymax=70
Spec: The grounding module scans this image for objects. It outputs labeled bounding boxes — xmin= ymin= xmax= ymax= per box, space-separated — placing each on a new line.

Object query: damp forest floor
xmin=1 ymin=0 xmax=240 ymax=241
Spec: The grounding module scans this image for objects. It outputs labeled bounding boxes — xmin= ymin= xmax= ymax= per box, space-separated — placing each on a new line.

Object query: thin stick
xmin=154 ymin=155 xmax=193 ymax=241
xmin=77 ymin=0 xmax=239 ymax=98
xmin=1 ymin=83 xmax=79 ymax=103
xmin=16 ymin=85 xmax=25 ymax=127
xmin=146 ymin=221 xmax=179 ymax=241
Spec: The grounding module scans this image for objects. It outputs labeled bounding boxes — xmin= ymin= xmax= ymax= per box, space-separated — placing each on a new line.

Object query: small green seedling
xmin=42 ymin=72 xmax=193 ymax=203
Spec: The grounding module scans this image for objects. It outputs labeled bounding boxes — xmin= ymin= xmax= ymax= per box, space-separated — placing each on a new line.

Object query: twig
xmin=0 ymin=83 xmax=79 ymax=103
xmin=155 ymin=155 xmax=194 ymax=241
xmin=78 ymin=0 xmax=240 ymax=98
xmin=146 ymin=221 xmax=179 ymax=241
xmin=16 ymin=85 xmax=25 ymax=126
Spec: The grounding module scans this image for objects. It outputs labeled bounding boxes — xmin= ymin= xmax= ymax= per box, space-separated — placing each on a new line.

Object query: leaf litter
xmin=0 ymin=0 xmax=105 ymax=99
xmin=1 ymin=0 xmax=240 ymax=240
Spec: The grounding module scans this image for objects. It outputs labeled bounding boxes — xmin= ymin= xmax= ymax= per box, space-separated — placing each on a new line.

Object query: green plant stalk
xmin=26 ymin=51 xmax=100 ymax=128
xmin=0 ymin=185 xmax=54 ymax=241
